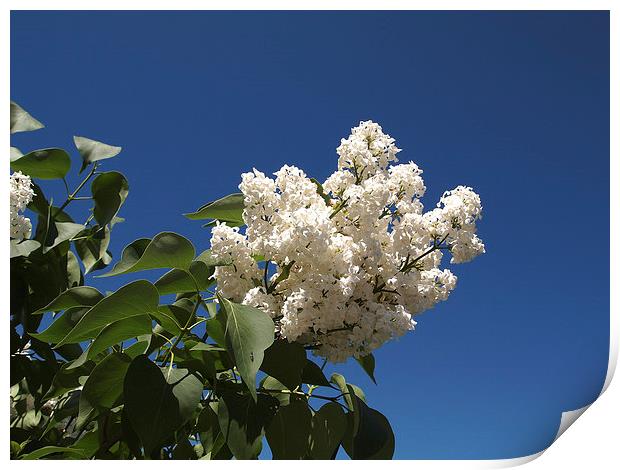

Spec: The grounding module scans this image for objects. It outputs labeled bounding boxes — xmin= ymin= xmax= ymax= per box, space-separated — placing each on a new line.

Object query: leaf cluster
xmin=10 ymin=102 xmax=395 ymax=460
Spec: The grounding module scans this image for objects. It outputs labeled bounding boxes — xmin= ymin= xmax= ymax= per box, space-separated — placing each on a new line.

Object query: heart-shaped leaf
xmin=308 ymin=402 xmax=348 ymax=459
xmin=266 ymin=399 xmax=312 ymax=459
xmin=74 ymin=135 xmax=122 ymax=173
xmin=217 ymin=295 xmax=275 ymax=401
xmin=91 ymin=171 xmax=129 ymax=226
xmin=260 ymin=339 xmax=306 ymax=391
xmin=10 ymin=239 xmax=40 ymax=258
xmin=217 ymin=391 xmax=278 ymax=460
xmin=341 ymin=397 xmax=395 ymax=460
xmin=124 ymin=355 xmax=203 ymax=456
xmin=10 ymin=101 xmax=44 ymax=134
xmin=11 ymin=148 xmax=71 ymax=180
xmin=99 ymin=232 xmax=195 ymax=277
xmin=53 ymin=280 xmax=159 ymax=347
xmin=34 ymin=286 xmax=103 ymax=314
xmin=87 ymin=314 xmax=153 ymax=359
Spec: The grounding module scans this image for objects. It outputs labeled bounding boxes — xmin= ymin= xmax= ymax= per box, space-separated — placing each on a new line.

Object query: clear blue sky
xmin=11 ymin=11 xmax=609 ymax=459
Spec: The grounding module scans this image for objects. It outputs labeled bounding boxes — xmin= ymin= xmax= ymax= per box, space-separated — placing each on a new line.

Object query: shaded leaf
xmin=19 ymin=446 xmax=86 ymax=460
xmin=124 ymin=355 xmax=203 ymax=456
xmin=308 ymin=402 xmax=348 ymax=459
xmin=260 ymin=339 xmax=306 ymax=391
xmin=87 ymin=314 xmax=152 ymax=359
xmin=301 ymin=359 xmax=331 ymax=387
xmin=342 ymin=397 xmax=395 ymax=460
xmin=196 ymin=402 xmax=226 ymax=459
xmin=91 ymin=171 xmax=129 ymax=226
xmin=266 ymin=399 xmax=312 ymax=459
xmin=217 ymin=391 xmax=278 ymax=460
xmin=74 ymin=225 xmax=112 ymax=274
xmin=79 ymin=352 xmax=132 ymax=421
xmin=355 ymin=353 xmax=377 ymax=384
xmin=42 ymin=222 xmax=84 ymax=254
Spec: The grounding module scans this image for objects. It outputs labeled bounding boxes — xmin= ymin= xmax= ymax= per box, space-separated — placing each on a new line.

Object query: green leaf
xmin=99 ymin=232 xmax=195 ymax=277
xmin=31 ymin=307 xmax=93 ymax=344
xmin=217 ymin=295 xmax=275 ymax=401
xmin=124 ymin=355 xmax=203 ymax=456
xmin=217 ymin=391 xmax=279 ymax=460
xmin=123 ymin=336 xmax=151 ymax=359
xmin=10 ymin=101 xmax=44 ymax=134
xmin=310 ymin=177 xmax=332 ymax=205
xmin=74 ymin=225 xmax=112 ymax=274
xmin=151 ymin=300 xmax=195 ymax=336
xmin=260 ymin=339 xmax=306 ymax=391
xmin=42 ymin=221 xmax=84 ymax=254
xmin=19 ymin=446 xmax=86 ymax=460
xmin=172 ymin=439 xmax=197 ymax=459
xmin=73 ymin=135 xmax=122 ymax=173
xmin=78 ymin=352 xmax=132 ymax=420
xmin=355 ymin=353 xmax=377 ymax=384
xmin=301 ymin=359 xmax=331 ymax=387
xmin=87 ymin=314 xmax=153 ymax=359
xmin=308 ymin=402 xmax=348 ymax=459
xmin=53 ymin=280 xmax=159 ymax=347
xmin=154 ymin=259 xmax=215 ymax=295
xmin=260 ymin=376 xmax=291 ymax=406
xmin=10 ymin=239 xmax=40 ymax=258
xmin=184 ymin=192 xmax=245 ymax=225
xmin=11 ymin=148 xmax=71 ymax=180
xmin=342 ymin=397 xmax=395 ymax=460
xmin=266 ymin=399 xmax=312 ymax=459
xmin=10 ymin=146 xmax=23 ymax=161
xmin=205 ymin=316 xmax=227 ymax=348
xmin=66 ymin=250 xmax=83 ymax=288
xmin=330 ymin=374 xmax=366 ymax=434
xmin=91 ymin=171 xmax=129 ymax=226
xmin=196 ymin=402 xmax=226 ymax=459
xmin=44 ymin=361 xmax=93 ymax=400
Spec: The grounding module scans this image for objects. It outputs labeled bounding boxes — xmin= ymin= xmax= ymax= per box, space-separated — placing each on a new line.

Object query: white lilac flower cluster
xmin=210 ymin=121 xmax=485 ymax=362
xmin=10 ymin=171 xmax=35 ymax=240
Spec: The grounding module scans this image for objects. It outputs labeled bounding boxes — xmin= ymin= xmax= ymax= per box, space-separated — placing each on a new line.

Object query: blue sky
xmin=11 ymin=11 xmax=609 ymax=459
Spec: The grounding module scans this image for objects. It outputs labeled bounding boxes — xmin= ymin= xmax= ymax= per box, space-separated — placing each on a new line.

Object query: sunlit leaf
xmin=74 ymin=135 xmax=122 ymax=173
xmin=99 ymin=232 xmax=195 ymax=277
xmin=53 ymin=280 xmax=159 ymax=347
xmin=217 ymin=295 xmax=275 ymax=401
xmin=34 ymin=286 xmax=103 ymax=314
xmin=10 ymin=148 xmax=71 ymax=180
xmin=184 ymin=193 xmax=245 ymax=226
xmin=10 ymin=101 xmax=44 ymax=134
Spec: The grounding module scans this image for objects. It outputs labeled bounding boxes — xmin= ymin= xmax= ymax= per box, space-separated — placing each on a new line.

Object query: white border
xmin=4 ymin=2 xmax=617 ymax=468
